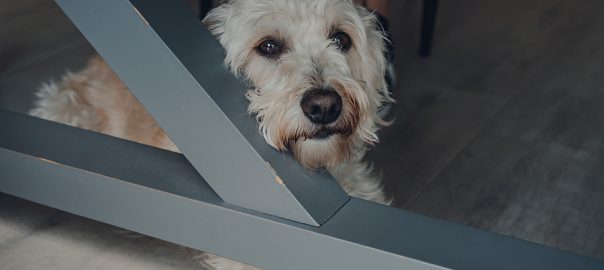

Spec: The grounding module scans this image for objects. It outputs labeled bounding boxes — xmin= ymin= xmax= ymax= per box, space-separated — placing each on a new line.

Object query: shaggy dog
xmin=30 ymin=0 xmax=393 ymax=268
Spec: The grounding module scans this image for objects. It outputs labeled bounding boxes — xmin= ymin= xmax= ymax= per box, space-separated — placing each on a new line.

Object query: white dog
xmin=30 ymin=0 xmax=393 ymax=268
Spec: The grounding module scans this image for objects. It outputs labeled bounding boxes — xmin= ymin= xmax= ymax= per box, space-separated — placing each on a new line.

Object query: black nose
xmin=300 ymin=89 xmax=342 ymax=124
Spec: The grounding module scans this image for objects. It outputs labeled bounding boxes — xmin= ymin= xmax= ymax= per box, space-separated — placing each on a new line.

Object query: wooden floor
xmin=379 ymin=0 xmax=604 ymax=259
xmin=1 ymin=0 xmax=604 ymax=268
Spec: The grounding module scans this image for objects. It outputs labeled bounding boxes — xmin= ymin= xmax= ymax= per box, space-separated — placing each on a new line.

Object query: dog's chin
xmin=287 ymin=133 xmax=353 ymax=170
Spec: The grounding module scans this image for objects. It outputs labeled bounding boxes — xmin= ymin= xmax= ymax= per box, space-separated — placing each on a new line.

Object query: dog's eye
xmin=331 ymin=32 xmax=352 ymax=52
xmin=257 ymin=40 xmax=282 ymax=58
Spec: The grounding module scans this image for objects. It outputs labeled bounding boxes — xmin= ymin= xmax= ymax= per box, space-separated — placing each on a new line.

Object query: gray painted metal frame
xmin=54 ymin=0 xmax=348 ymax=226
xmin=2 ymin=110 xmax=603 ymax=269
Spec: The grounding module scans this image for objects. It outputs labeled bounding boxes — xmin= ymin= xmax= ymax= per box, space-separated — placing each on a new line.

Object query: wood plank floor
xmin=1 ymin=0 xmax=604 ymax=268
xmin=374 ymin=0 xmax=604 ymax=259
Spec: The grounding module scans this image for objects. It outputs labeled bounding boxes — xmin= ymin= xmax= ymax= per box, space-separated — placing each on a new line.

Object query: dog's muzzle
xmin=300 ymin=88 xmax=342 ymax=125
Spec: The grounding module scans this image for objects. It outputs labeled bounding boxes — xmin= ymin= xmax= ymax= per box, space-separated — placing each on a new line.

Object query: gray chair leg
xmin=419 ymin=0 xmax=439 ymax=57
xmin=199 ymin=0 xmax=213 ymax=20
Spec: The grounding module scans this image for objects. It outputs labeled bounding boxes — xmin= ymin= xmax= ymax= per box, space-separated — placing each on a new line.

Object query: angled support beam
xmin=1 ymin=110 xmax=603 ymax=270
xmin=54 ymin=0 xmax=349 ymax=226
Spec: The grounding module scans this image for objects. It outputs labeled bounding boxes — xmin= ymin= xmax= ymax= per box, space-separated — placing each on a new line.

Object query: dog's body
xmin=30 ymin=0 xmax=392 ymax=268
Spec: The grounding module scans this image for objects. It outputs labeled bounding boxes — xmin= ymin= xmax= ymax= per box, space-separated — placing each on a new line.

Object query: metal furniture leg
xmin=420 ymin=0 xmax=439 ymax=57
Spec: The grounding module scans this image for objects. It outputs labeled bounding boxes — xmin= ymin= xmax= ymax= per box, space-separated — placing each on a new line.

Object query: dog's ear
xmin=202 ymin=3 xmax=230 ymax=38
xmin=356 ymin=6 xmax=392 ymax=105
xmin=201 ymin=1 xmax=248 ymax=75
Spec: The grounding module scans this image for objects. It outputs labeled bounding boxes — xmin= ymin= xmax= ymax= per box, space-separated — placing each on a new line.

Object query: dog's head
xmin=204 ymin=0 xmax=391 ymax=169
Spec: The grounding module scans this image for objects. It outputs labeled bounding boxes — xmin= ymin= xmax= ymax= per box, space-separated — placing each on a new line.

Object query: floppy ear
xmin=200 ymin=1 xmax=251 ymax=76
xmin=202 ymin=3 xmax=230 ymax=38
xmin=356 ymin=6 xmax=392 ymax=107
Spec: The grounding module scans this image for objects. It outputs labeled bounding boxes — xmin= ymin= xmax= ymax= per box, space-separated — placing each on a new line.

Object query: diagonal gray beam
xmin=1 ymin=110 xmax=603 ymax=270
xmin=54 ymin=0 xmax=348 ymax=226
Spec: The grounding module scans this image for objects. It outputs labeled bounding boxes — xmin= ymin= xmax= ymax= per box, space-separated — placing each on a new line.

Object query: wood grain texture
xmin=0 ymin=198 xmax=207 ymax=270
xmin=377 ymin=0 xmax=604 ymax=260
xmin=0 ymin=195 xmax=58 ymax=249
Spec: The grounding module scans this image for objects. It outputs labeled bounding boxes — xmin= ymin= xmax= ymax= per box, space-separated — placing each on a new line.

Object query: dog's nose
xmin=300 ymin=89 xmax=342 ymax=124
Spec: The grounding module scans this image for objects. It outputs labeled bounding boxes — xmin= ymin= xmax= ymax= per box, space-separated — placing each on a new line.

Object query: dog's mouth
xmin=281 ymin=126 xmax=354 ymax=152
xmin=302 ymin=126 xmax=353 ymax=141
xmin=311 ymin=128 xmax=337 ymax=140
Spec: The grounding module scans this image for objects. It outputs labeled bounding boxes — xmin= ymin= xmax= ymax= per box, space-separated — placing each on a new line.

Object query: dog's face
xmin=204 ymin=0 xmax=390 ymax=169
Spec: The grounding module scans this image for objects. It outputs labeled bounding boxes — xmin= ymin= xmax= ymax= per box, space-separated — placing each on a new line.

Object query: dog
xmin=30 ymin=0 xmax=393 ymax=268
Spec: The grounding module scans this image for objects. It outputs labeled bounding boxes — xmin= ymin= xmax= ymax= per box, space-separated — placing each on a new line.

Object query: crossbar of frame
xmin=1 ymin=110 xmax=603 ymax=270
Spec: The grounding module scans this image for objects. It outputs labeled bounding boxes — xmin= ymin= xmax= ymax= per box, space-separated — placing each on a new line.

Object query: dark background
xmin=1 ymin=0 xmax=603 ymax=267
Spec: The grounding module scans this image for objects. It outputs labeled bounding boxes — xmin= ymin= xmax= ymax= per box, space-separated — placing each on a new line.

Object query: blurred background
xmin=1 ymin=0 xmax=603 ymax=268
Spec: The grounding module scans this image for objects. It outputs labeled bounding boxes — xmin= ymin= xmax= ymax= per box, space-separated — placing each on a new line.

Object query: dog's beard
xmin=285 ymin=123 xmax=354 ymax=142
xmin=249 ymin=90 xmax=366 ymax=169
xmin=287 ymin=133 xmax=354 ymax=169
xmin=284 ymin=118 xmax=356 ymax=169
xmin=245 ymin=66 xmax=383 ymax=168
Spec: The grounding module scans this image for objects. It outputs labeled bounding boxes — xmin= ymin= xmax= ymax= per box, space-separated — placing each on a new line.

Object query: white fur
xmin=30 ymin=0 xmax=393 ymax=269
